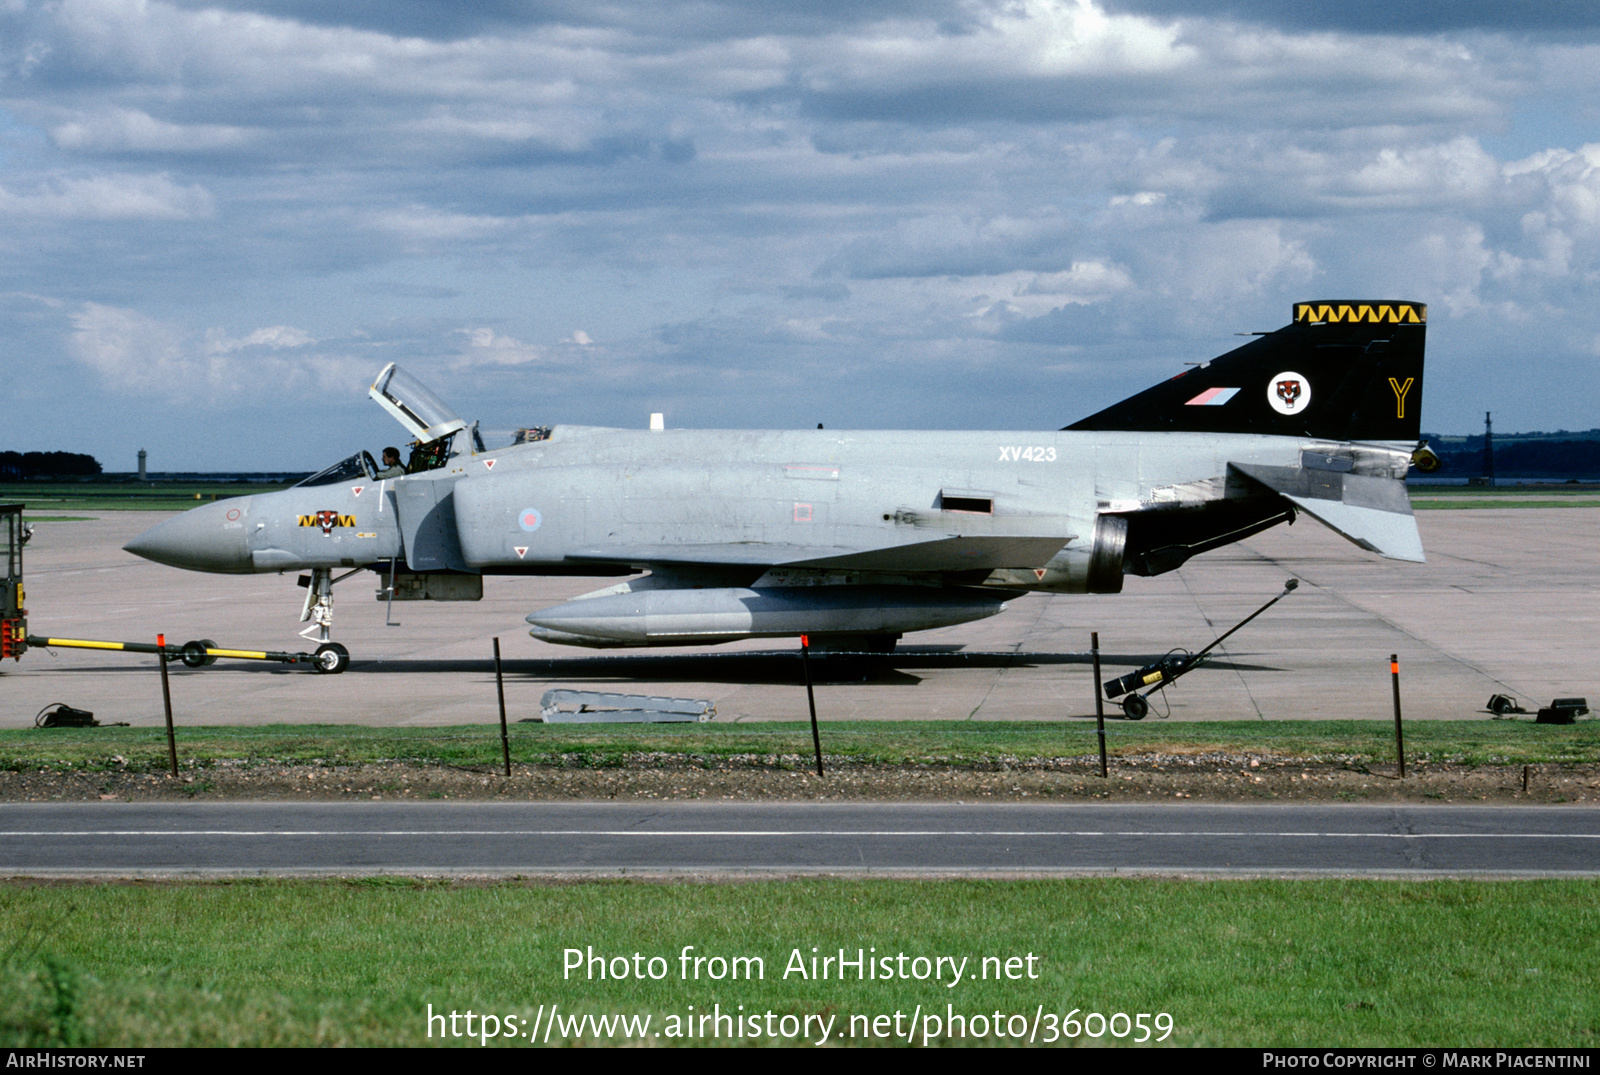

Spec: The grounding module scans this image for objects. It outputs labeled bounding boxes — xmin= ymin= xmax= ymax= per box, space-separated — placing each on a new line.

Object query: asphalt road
xmin=3 ymin=802 xmax=1597 ymax=876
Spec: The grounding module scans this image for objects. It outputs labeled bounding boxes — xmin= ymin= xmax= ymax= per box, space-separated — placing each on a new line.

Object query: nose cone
xmin=124 ymin=498 xmax=254 ymax=574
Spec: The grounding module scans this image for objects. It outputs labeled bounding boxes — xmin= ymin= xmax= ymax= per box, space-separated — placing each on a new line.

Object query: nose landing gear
xmin=298 ymin=566 xmax=361 ymax=673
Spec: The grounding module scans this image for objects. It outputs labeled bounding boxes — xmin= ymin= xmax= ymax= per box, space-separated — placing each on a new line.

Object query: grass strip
xmin=1412 ymin=499 xmax=1600 ymax=510
xmin=1408 ymin=484 xmax=1600 ymax=509
xmin=1409 ymin=484 xmax=1600 ymax=496
xmin=2 ymin=878 xmax=1596 ymax=1047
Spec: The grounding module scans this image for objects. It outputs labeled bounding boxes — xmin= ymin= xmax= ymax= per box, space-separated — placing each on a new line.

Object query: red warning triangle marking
xmin=484 ymin=459 xmax=496 ymax=470
xmin=1034 ymin=568 xmax=1046 ymax=580
xmin=351 ymin=486 xmax=364 ymax=497
xmin=514 ymin=546 xmax=528 ymax=559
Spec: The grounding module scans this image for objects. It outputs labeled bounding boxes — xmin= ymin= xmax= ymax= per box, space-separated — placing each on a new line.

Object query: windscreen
xmin=295 ymin=452 xmax=376 ymax=488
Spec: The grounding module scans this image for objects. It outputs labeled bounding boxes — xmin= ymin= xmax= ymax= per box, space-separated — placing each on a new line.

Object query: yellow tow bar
xmin=24 ymin=635 xmax=349 ymax=674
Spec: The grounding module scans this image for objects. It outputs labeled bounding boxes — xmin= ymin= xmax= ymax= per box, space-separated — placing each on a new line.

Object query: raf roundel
xmin=1267 ymin=371 xmax=1310 ymax=415
xmin=518 ymin=507 xmax=543 ymax=533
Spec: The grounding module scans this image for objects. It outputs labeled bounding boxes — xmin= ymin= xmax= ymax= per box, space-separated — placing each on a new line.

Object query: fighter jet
xmin=124 ymin=300 xmax=1429 ymax=673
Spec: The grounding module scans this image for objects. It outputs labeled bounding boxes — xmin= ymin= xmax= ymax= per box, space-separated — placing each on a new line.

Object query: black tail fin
xmin=1067 ymin=300 xmax=1425 ymax=443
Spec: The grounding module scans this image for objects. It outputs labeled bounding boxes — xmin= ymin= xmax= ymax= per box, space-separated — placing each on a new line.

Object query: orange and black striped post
xmin=1390 ymin=654 xmax=1405 ymax=778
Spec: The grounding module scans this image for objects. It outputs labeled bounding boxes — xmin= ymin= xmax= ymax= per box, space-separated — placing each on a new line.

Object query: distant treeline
xmin=0 ymin=451 xmax=103 ymax=479
xmin=1429 ymin=440 xmax=1600 ymax=478
xmin=1426 ymin=428 xmax=1600 ymax=448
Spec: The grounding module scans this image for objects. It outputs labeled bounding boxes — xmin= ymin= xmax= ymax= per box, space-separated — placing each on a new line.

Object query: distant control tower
xmin=1482 ymin=413 xmax=1495 ymax=487
xmin=138 ymin=448 xmax=147 ymax=482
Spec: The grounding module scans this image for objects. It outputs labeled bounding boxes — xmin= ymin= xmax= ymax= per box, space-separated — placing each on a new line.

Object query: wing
xmin=562 ymin=533 xmax=1077 ymax=574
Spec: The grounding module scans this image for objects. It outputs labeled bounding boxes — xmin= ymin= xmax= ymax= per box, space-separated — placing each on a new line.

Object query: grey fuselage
xmin=122 ymin=300 xmax=1428 ymax=651
xmin=131 ymin=424 xmax=1377 ymax=592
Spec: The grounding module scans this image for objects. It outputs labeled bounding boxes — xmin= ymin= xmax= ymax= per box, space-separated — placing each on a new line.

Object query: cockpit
xmin=293 ymin=364 xmax=555 ymax=489
xmin=294 ymin=364 xmax=468 ymax=489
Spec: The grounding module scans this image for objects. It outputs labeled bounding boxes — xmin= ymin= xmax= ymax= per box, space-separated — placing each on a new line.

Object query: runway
xmin=4 ymin=505 xmax=1596 ymax=726
xmin=4 ymin=802 xmax=1597 ymax=876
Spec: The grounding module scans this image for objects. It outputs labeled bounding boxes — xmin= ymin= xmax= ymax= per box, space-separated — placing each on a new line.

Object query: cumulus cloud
xmin=11 ymin=0 xmax=1600 ymax=465
xmin=821 ymin=211 xmax=1077 ymax=279
xmin=0 ymin=173 xmax=212 ymax=219
xmin=371 ymin=207 xmax=512 ymax=244
xmin=1024 ymin=260 xmax=1135 ymax=301
xmin=68 ymin=304 xmax=187 ymax=392
xmin=796 ymin=0 xmax=1499 ymax=129
xmin=457 ymin=326 xmax=548 ymax=367
xmin=68 ymin=303 xmax=361 ymax=400
xmin=1516 ymin=144 xmax=1600 ymax=240
xmin=1333 ymin=137 xmax=1504 ymax=209
xmin=1099 ymin=0 xmax=1600 ymax=37
xmin=50 ymin=108 xmax=250 ymax=153
xmin=204 ymin=324 xmax=316 ymax=353
xmin=803 ymin=0 xmax=1195 ymax=94
xmin=448 ymin=324 xmax=613 ymax=381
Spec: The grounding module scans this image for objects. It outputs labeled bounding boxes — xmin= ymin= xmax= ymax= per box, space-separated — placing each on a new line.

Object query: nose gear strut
xmin=297 ymin=566 xmax=362 ymax=673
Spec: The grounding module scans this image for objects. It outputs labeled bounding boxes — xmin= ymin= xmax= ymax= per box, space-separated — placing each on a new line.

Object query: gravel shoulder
xmin=5 ymin=751 xmax=1598 ymax=804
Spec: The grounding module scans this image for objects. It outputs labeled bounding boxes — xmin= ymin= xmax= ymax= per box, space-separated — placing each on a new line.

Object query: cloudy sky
xmin=4 ymin=0 xmax=1599 ymax=471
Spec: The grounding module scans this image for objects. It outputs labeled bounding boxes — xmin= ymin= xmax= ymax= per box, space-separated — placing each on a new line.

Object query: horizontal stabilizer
xmin=1232 ymin=463 xmax=1424 ymax=563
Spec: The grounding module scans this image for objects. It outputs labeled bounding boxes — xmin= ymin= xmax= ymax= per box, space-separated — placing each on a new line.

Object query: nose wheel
xmin=314 ymin=642 xmax=350 ymax=674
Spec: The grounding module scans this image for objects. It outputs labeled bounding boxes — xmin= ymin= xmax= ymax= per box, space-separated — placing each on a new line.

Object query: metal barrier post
xmin=494 ymin=637 xmax=511 ymax=778
xmin=801 ymin=635 xmax=823 ymax=777
xmin=1092 ymin=631 xmax=1107 ymax=778
xmin=157 ymin=633 xmax=178 ymax=778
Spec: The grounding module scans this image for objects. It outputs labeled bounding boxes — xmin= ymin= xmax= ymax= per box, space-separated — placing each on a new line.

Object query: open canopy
xmin=369 ymin=363 xmax=467 ymax=442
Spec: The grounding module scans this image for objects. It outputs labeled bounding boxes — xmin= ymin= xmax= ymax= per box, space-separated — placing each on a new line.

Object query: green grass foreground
xmin=1409 ymin=484 xmax=1600 ymax=510
xmin=2 ymin=878 xmax=1595 ymax=1047
xmin=4 ymin=720 xmax=1599 ymax=773
xmin=1412 ymin=497 xmax=1600 ymax=510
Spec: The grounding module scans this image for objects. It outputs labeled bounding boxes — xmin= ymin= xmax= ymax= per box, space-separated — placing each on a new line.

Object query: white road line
xmin=3 ymin=830 xmax=1597 ymax=839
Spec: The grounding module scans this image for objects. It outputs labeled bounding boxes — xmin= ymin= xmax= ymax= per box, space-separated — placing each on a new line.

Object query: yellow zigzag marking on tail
xmin=1294 ymin=302 xmax=1425 ymax=324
